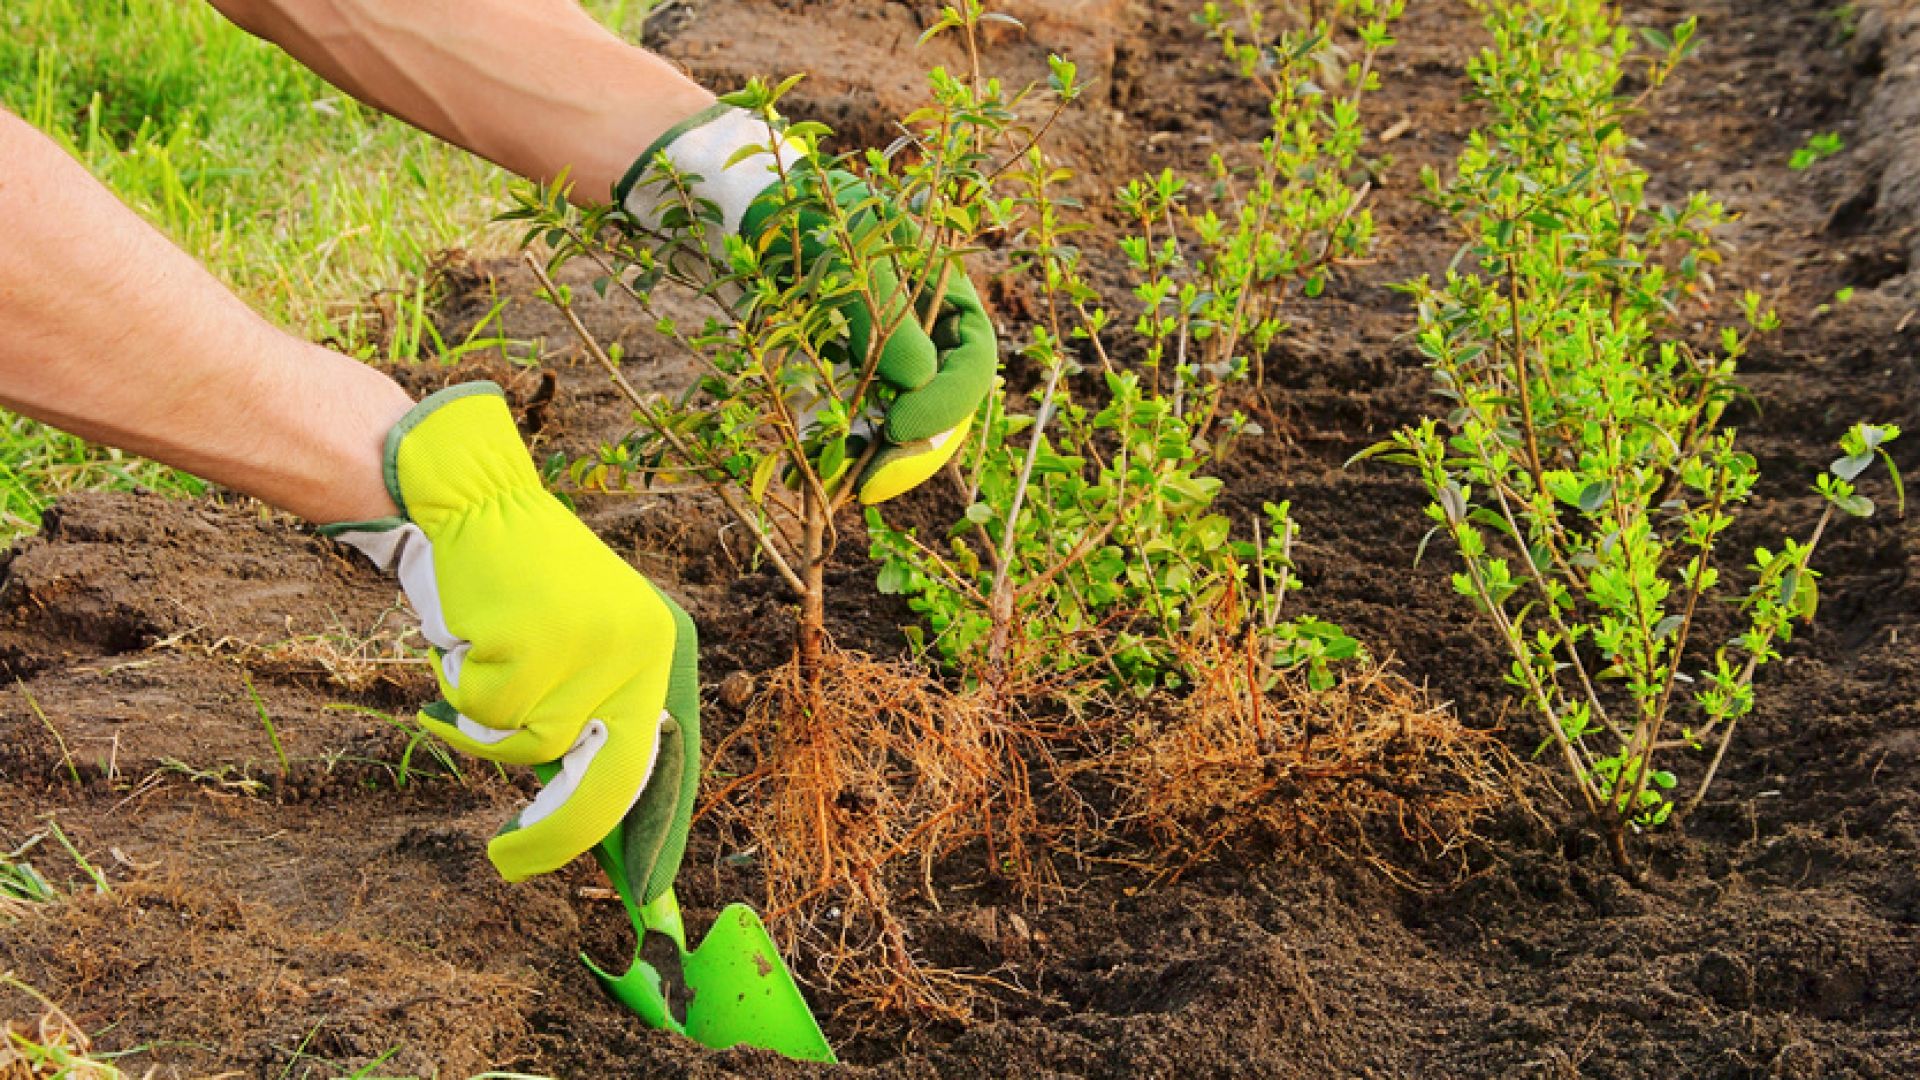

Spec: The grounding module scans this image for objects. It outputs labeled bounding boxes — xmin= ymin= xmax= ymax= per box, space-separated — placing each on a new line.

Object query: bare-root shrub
xmin=704 ymin=643 xmax=1069 ymax=1025
xmin=1100 ymin=643 xmax=1508 ymax=883
xmin=1364 ymin=0 xmax=1905 ymax=871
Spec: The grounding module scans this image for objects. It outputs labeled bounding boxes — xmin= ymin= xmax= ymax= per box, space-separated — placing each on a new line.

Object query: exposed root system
xmin=1100 ymin=647 xmax=1509 ymax=884
xmin=705 ymin=644 xmax=1062 ymax=1026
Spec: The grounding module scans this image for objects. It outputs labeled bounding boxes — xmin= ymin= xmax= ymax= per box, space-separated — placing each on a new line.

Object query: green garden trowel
xmin=534 ymin=744 xmax=835 ymax=1063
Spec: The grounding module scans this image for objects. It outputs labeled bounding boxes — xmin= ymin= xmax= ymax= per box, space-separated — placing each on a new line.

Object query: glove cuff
xmin=616 ymin=104 xmax=803 ymax=268
xmin=315 ymin=380 xmax=521 ymax=539
xmin=327 ymin=381 xmax=545 ymax=539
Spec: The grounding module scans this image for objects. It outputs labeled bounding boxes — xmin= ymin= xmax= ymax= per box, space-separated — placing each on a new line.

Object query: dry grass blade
xmin=150 ymin=607 xmax=429 ymax=695
xmin=0 ymin=973 xmax=126 ymax=1079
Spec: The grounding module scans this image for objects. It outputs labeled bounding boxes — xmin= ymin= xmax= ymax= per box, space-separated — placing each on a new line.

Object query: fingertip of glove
xmin=487 ymin=828 xmax=566 ymax=883
xmin=874 ymin=342 xmax=938 ymax=396
xmin=883 ymin=389 xmax=970 ymax=444
xmin=859 ymin=414 xmax=973 ymax=504
xmin=484 ymin=712 xmax=663 ymax=883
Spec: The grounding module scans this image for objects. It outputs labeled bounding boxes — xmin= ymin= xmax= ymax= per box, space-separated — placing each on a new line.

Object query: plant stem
xmin=523 ymin=253 xmax=807 ymax=596
xmin=799 ymin=480 xmax=828 ymax=686
xmin=1622 ymin=463 xmax=1728 ymax=818
xmin=1506 ymin=260 xmax=1547 ymax=493
xmin=986 ymin=351 xmax=1065 ymax=680
xmin=830 ymin=258 xmax=954 ymax=515
xmin=1423 ymin=442 xmax=1604 ymax=821
xmin=1680 ymin=505 xmax=1836 ymax=818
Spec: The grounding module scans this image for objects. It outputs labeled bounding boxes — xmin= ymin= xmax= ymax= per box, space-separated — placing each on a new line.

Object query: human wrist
xmin=298 ymin=348 xmax=415 ymax=525
xmin=561 ymin=60 xmax=718 ymax=202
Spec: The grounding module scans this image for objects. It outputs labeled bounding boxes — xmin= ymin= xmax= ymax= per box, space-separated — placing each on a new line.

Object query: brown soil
xmin=4 ymin=1 xmax=1918 ymax=1077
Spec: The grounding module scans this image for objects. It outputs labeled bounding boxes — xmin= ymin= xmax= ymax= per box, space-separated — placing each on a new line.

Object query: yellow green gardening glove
xmin=617 ymin=103 xmax=997 ymax=504
xmin=320 ymin=383 xmax=700 ymax=887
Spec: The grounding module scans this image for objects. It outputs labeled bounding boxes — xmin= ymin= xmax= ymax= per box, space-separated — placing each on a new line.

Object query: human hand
xmin=617 ymin=105 xmax=996 ymax=504
xmin=323 ymin=383 xmax=699 ymax=884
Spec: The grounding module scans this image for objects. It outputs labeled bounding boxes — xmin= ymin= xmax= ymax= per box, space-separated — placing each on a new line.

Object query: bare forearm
xmin=208 ymin=0 xmax=715 ymax=201
xmin=0 ymin=110 xmax=412 ymax=523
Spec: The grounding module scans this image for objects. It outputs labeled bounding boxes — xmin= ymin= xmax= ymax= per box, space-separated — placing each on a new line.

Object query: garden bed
xmin=2 ymin=0 xmax=1917 ymax=1075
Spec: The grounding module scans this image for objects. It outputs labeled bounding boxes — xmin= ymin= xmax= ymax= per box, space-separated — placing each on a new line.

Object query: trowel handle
xmin=579 ymin=814 xmax=690 ymax=955
xmin=638 ymin=887 xmax=688 ymax=951
xmin=581 ymin=839 xmax=693 ymax=1036
xmin=533 ymin=759 xmax=701 ymax=1038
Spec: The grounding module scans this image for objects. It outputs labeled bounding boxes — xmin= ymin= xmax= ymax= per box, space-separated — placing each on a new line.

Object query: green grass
xmin=1 ymin=0 xmax=507 ymax=343
xmin=0 ymin=0 xmax=660 ymax=540
xmin=325 ymin=703 xmax=468 ymax=789
xmin=1 ymin=854 xmax=56 ymax=915
xmin=1 ymin=974 xmax=125 ymax=1079
xmin=0 ymin=418 xmax=204 ymax=538
xmin=241 ymin=672 xmax=291 ymax=777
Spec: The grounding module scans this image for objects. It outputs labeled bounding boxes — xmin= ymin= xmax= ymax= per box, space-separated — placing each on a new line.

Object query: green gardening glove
xmin=617 ymin=103 xmax=997 ymax=504
xmin=321 ymin=383 xmax=700 ymax=889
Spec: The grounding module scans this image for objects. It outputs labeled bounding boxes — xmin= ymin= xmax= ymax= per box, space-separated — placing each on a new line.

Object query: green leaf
xmin=1832 ymin=491 xmax=1875 ymax=517
xmin=1413 ymin=524 xmax=1443 ymax=568
xmin=749 ymin=453 xmax=780 ymax=505
xmin=1880 ymin=449 xmax=1906 ymax=516
xmin=817 ymin=437 xmax=849 ymax=483
xmin=1469 ymin=506 xmax=1518 ymax=542
xmin=917 ymin=10 xmax=961 ymax=46
xmin=771 ymin=72 xmax=808 ymax=101
xmin=1347 ymin=439 xmax=1412 ymax=468
xmin=722 ymin=143 xmax=770 ymax=171
xmin=1830 ymin=451 xmax=1873 ymax=482
xmin=1193 ymin=514 xmax=1232 ymax=551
